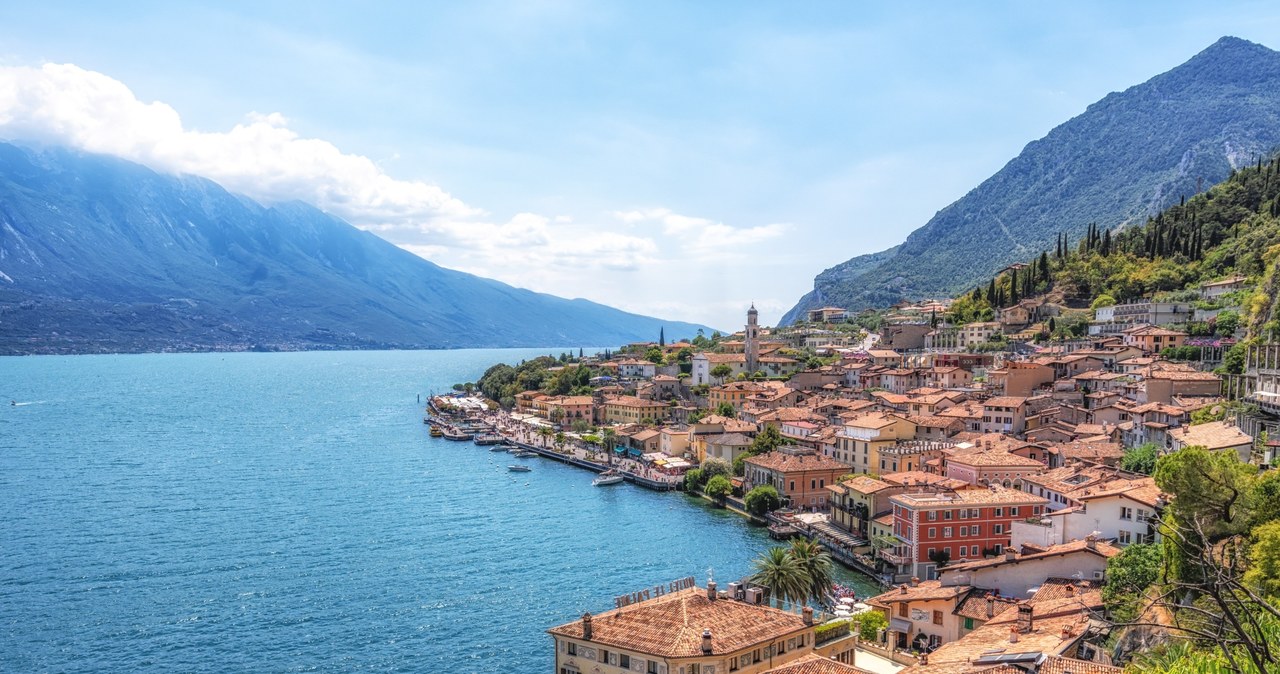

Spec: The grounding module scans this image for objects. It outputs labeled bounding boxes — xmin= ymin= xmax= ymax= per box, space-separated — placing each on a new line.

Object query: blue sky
xmin=2 ymin=1 xmax=1279 ymax=331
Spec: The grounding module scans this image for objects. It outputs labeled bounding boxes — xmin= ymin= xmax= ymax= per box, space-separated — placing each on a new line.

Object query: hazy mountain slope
xmin=783 ymin=36 xmax=1280 ymax=324
xmin=0 ymin=143 xmax=709 ymax=353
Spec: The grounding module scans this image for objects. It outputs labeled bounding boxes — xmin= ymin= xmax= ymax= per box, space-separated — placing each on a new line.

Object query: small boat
xmin=429 ymin=426 xmax=444 ymax=437
xmin=508 ymin=465 xmax=532 ymax=472
xmin=489 ymin=444 xmax=510 ymax=452
xmin=474 ymin=432 xmax=503 ymax=446
xmin=512 ymin=450 xmax=537 ymax=458
xmin=593 ymin=470 xmax=624 ymax=486
xmin=507 ymin=446 xmax=524 ymax=454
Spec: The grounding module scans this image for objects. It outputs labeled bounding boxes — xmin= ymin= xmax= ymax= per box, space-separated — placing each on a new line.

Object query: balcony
xmin=878 ymin=549 xmax=910 ymax=565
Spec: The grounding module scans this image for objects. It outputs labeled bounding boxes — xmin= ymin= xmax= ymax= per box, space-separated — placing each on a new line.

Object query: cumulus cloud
xmin=0 ymin=62 xmax=799 ymax=328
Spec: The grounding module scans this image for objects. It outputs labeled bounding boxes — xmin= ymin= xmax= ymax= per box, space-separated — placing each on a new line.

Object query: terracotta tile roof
xmin=843 ymin=412 xmax=900 ymax=429
xmin=942 ymin=539 xmax=1121 ymax=573
xmin=948 ymin=450 xmax=1045 ymax=468
xmin=868 ymin=579 xmax=970 ymax=606
xmin=1070 ymin=476 xmax=1163 ymax=508
xmin=1169 ymin=420 xmax=1252 ymax=450
xmin=836 ymin=474 xmax=895 ymax=494
xmin=892 ymin=413 xmax=964 ymax=431
xmin=1147 ymin=370 xmax=1222 ymax=382
xmin=881 ymin=471 xmax=969 ymax=490
xmin=1048 ymin=440 xmax=1125 ymax=463
xmin=892 ymin=487 xmax=1048 ymax=508
xmin=705 ymin=432 xmax=754 ymax=446
xmin=546 ymin=587 xmax=808 ymax=658
xmin=983 ymin=396 xmax=1028 ymax=409
xmin=746 ymin=450 xmax=848 ymax=473
xmin=1037 ymin=656 xmax=1123 ymax=674
xmin=873 ymin=513 xmax=894 ymax=526
xmin=953 ymin=590 xmax=1019 ymax=621
xmin=763 ymin=653 xmax=875 ymax=674
xmin=606 ymin=395 xmax=667 ymax=408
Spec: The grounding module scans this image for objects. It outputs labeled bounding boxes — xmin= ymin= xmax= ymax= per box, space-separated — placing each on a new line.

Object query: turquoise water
xmin=0 ymin=350 xmax=876 ymax=672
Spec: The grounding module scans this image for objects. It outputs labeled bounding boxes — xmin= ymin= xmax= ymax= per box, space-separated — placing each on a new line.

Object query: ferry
xmin=429 ymin=426 xmax=444 ymax=438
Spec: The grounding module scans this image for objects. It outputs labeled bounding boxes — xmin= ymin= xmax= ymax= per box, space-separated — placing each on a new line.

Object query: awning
xmin=890 ymin=618 xmax=911 ymax=633
xmin=627 ymin=448 xmax=642 ymax=457
xmin=614 ymin=446 xmax=627 ymax=453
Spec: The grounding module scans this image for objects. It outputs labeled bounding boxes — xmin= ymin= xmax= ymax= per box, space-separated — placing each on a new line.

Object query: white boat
xmin=508 ymin=465 xmax=532 ymax=472
xmin=593 ymin=470 xmax=624 ymax=486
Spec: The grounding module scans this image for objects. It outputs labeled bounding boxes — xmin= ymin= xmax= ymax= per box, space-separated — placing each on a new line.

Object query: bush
xmin=701 ymin=458 xmax=732 ymax=483
xmin=744 ymin=485 xmax=782 ymax=515
xmin=684 ymin=468 xmax=705 ymax=491
xmin=856 ymin=610 xmax=888 ymax=641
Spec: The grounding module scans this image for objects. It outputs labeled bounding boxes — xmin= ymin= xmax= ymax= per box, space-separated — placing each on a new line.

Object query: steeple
xmin=745 ymin=304 xmax=760 ymax=376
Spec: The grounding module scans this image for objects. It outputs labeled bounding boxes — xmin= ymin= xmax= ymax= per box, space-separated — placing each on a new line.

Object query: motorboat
xmin=512 ymin=450 xmax=537 ymax=458
xmin=593 ymin=470 xmax=624 ymax=486
xmin=473 ymin=432 xmax=503 ymax=446
xmin=508 ymin=465 xmax=532 ymax=472
xmin=429 ymin=426 xmax=444 ymax=437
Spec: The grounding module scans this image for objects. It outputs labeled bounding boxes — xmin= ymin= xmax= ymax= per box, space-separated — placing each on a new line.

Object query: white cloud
xmin=0 ymin=62 xmax=802 ymax=330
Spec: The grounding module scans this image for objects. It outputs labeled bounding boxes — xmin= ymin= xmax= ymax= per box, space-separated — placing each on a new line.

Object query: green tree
xmin=1155 ymin=447 xmax=1259 ymax=539
xmin=750 ymin=424 xmax=784 ymax=455
xmin=710 ymin=364 xmax=733 ymax=381
xmin=1245 ymin=520 xmax=1280 ymax=601
xmin=855 ymin=610 xmax=888 ymax=641
xmin=705 ymin=475 xmax=733 ymax=503
xmin=1102 ymin=543 xmax=1162 ymax=623
xmin=684 ymin=468 xmax=705 ymax=492
xmin=750 ymin=546 xmax=807 ymax=610
xmin=701 ymin=457 xmax=732 ymax=483
xmin=644 ymin=346 xmax=665 ymax=364
xmin=744 ymin=485 xmax=782 ymax=515
xmin=789 ymin=538 xmax=834 ymax=606
xmin=601 ymin=427 xmax=618 ymax=465
xmin=714 ymin=402 xmax=736 ymax=418
xmin=1121 ymin=442 xmax=1160 ymax=475
xmin=571 ymin=419 xmax=590 ymax=433
xmin=1091 ymin=293 xmax=1117 ymax=311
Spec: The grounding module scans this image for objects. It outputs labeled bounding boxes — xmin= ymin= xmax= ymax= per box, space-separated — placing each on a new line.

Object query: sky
xmin=1 ymin=2 xmax=1279 ymax=331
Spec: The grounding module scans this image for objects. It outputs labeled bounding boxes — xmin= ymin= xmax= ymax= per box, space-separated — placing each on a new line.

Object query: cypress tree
xmin=1101 ymin=229 xmax=1111 ymax=256
xmin=1010 ymin=268 xmax=1020 ymax=304
xmin=987 ymin=278 xmax=997 ymax=305
xmin=1039 ymin=251 xmax=1051 ymax=284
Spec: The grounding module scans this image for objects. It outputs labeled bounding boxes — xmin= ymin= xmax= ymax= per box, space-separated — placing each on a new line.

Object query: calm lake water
xmin=0 ymin=349 xmax=876 ymax=673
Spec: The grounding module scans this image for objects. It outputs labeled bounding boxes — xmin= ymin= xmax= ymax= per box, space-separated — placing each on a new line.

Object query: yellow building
xmin=834 ymin=413 xmax=916 ymax=475
xmin=548 ymin=582 xmax=850 ymax=674
xmin=602 ymin=395 xmax=669 ymax=424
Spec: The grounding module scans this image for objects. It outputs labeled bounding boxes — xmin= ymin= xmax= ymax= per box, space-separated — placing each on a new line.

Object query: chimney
xmin=1061 ymin=624 xmax=1073 ymax=639
xmin=910 ymin=577 xmax=920 ymax=587
xmin=899 ymin=584 xmax=908 ymax=595
xmin=1004 ymin=548 xmax=1017 ymax=561
xmin=1008 ymin=626 xmax=1019 ymax=643
xmin=582 ymin=613 xmax=593 ymax=641
xmin=1016 ymin=603 xmax=1034 ymax=634
xmin=986 ymin=597 xmax=995 ymax=618
xmin=1065 ymin=584 xmax=1075 ymax=597
xmin=803 ymin=606 xmax=814 ymax=626
xmin=1085 ymin=533 xmax=1098 ymax=550
xmin=701 ymin=629 xmax=713 ymax=654
xmin=707 ymin=581 xmax=717 ymax=601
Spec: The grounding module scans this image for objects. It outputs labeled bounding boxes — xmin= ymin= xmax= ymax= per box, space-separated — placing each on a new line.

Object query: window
xmin=933 ymin=610 xmax=943 ymax=625
xmin=963 ymin=617 xmax=974 ymax=630
xmin=1120 ymin=507 xmax=1133 ymax=520
xmin=971 ymin=545 xmax=979 ymax=557
xmin=689 ymin=665 xmax=701 ymax=674
xmin=959 ymin=526 xmax=968 ymax=536
xmin=899 ymin=603 xmax=908 ymax=617
xmin=621 ymin=655 xmax=631 ymax=669
xmin=601 ymin=650 xmax=610 ymax=664
xmin=567 ymin=642 xmax=577 ymax=655
xmin=1010 ymin=507 xmax=1019 ymax=516
xmin=928 ymin=527 xmax=936 ymax=539
xmin=928 ymin=546 xmax=936 ymax=558
xmin=1119 ymin=530 xmax=1132 ymax=544
xmin=993 ymin=524 xmax=1003 ymax=534
xmin=651 ymin=662 xmax=661 ymax=674
xmin=972 ymin=525 xmax=981 ymax=536
xmin=994 ymin=544 xmax=1003 ymax=554
xmin=970 ymin=508 xmax=980 ymax=518
xmin=927 ymin=511 xmax=938 ymax=521
xmin=994 ymin=507 xmax=1003 ymax=517
xmin=943 ymin=527 xmax=952 ymax=537
xmin=944 ymin=510 xmax=952 ymax=520
xmin=1137 ymin=509 xmax=1149 ymax=522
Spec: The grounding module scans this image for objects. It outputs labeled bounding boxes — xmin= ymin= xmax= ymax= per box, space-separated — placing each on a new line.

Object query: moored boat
xmin=593 ymin=470 xmax=624 ymax=486
xmin=474 ymin=432 xmax=503 ymax=446
xmin=429 ymin=426 xmax=444 ymax=437
xmin=512 ymin=450 xmax=537 ymax=458
xmin=508 ymin=465 xmax=532 ymax=472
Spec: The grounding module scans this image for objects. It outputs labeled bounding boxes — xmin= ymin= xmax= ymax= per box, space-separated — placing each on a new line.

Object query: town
xmin=437 ymin=275 xmax=1279 ymax=674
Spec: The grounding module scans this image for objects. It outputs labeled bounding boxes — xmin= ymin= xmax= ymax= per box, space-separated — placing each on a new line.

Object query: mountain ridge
xmin=0 ymin=142 xmax=711 ymax=354
xmin=782 ymin=36 xmax=1280 ymax=324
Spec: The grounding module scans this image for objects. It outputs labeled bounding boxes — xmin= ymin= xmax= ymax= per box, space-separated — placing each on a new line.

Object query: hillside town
xmin=439 ymin=286 xmax=1280 ymax=674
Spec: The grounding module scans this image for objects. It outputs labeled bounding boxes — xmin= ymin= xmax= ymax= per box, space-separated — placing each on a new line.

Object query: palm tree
xmin=750 ymin=547 xmax=806 ymax=611
xmin=554 ymin=431 xmax=566 ymax=453
xmin=789 ymin=538 xmax=834 ymax=607
xmin=537 ymin=425 xmax=553 ymax=447
xmin=601 ymin=427 xmax=617 ymax=466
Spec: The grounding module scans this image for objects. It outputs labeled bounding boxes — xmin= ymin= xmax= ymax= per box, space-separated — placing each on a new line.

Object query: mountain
xmin=0 ymin=143 xmax=709 ymax=354
xmin=783 ymin=36 xmax=1280 ymax=324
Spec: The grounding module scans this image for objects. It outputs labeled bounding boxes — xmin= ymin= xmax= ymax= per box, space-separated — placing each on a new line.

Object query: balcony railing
xmin=878 ymin=549 xmax=910 ymax=565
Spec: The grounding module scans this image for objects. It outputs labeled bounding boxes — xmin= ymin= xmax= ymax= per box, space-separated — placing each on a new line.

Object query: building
xmin=1090 ymin=301 xmax=1192 ymax=335
xmin=743 ymin=447 xmax=849 ymax=510
xmin=747 ymin=304 xmax=761 ymax=375
xmin=882 ymin=487 xmax=1049 ymax=581
xmin=1122 ymin=325 xmax=1188 ymax=353
xmin=938 ymin=539 xmax=1121 ymax=598
xmin=702 ymin=432 xmax=755 ymax=465
xmin=1168 ymin=420 xmax=1254 ymax=462
xmin=602 ymin=396 xmax=670 ymax=424
xmin=826 ymin=474 xmax=902 ymax=539
xmin=1200 ymin=275 xmax=1248 ymax=300
xmin=981 ymin=397 xmax=1029 ymax=435
xmin=807 ymin=307 xmax=850 ymax=323
xmin=834 ymin=413 xmax=917 ymax=474
xmin=548 ymin=582 xmax=818 ymax=674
